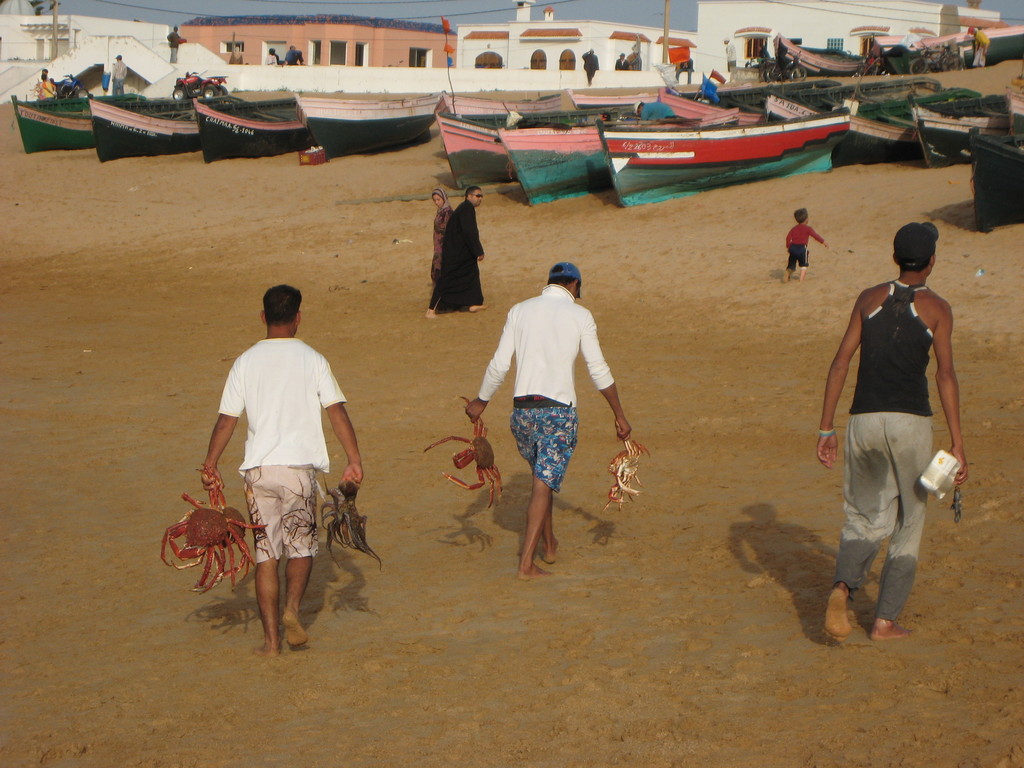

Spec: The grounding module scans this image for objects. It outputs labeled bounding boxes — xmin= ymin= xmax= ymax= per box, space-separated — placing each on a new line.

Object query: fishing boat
xmin=566 ymin=89 xmax=654 ymax=109
xmin=296 ymin=94 xmax=439 ymax=159
xmin=658 ymin=89 xmax=761 ymax=126
xmin=714 ymin=80 xmax=843 ymax=113
xmin=1009 ymin=89 xmax=1024 ymax=135
xmin=498 ymin=125 xmax=609 ymax=205
xmin=970 ymin=133 xmax=1024 ymax=232
xmin=195 ymin=97 xmax=313 ymax=162
xmin=437 ymin=112 xmax=517 ymax=188
xmin=766 ymin=95 xmax=918 ymax=166
xmin=911 ymin=94 xmax=1009 ymax=167
xmin=11 ymin=95 xmax=145 ymax=153
xmin=775 ymin=35 xmax=865 ymax=77
xmin=598 ymin=110 xmax=850 ymax=207
xmin=436 ymin=92 xmax=563 ymax=116
xmin=90 ymin=98 xmax=205 ymax=162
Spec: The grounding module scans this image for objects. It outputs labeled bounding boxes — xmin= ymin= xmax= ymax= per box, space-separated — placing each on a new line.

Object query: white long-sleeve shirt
xmin=478 ymin=284 xmax=614 ymax=406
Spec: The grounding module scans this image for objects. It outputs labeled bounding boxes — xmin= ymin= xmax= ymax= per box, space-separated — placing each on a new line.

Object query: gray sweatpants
xmin=835 ymin=412 xmax=933 ymax=620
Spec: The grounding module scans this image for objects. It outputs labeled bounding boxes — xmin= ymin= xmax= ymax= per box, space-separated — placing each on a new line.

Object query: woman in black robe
xmin=426 ymin=187 xmax=487 ymax=317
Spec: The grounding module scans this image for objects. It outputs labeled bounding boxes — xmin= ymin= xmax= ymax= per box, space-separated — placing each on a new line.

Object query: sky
xmin=56 ymin=0 xmax=1024 ymax=33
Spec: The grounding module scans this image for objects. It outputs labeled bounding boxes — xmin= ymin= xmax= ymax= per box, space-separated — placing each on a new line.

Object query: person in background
xmin=582 ymin=49 xmax=599 ymax=85
xmin=285 ymin=46 xmax=305 ymax=66
xmin=427 ymin=187 xmax=488 ymax=318
xmin=615 ymin=53 xmax=627 ymax=71
xmin=817 ymin=222 xmax=967 ymax=642
xmin=167 ymin=26 xmax=186 ymax=64
xmin=111 ymin=55 xmax=127 ymax=96
xmin=724 ymin=38 xmax=737 ymax=73
xmin=635 ymin=100 xmax=675 ymax=120
xmin=265 ymin=48 xmax=281 ymax=66
xmin=785 ymin=208 xmax=828 ymax=283
xmin=429 ymin=187 xmax=454 ymax=287
xmin=970 ymin=27 xmax=989 ymax=68
xmin=36 ymin=68 xmax=56 ymax=99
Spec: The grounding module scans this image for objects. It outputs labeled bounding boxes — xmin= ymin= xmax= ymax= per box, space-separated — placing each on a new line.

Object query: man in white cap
xmin=465 ymin=262 xmax=632 ymax=579
xmin=111 ymin=55 xmax=127 ymax=95
xmin=817 ymin=222 xmax=968 ymax=641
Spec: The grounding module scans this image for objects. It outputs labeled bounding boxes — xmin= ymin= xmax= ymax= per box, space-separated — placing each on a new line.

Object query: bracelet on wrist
xmin=818 ymin=428 xmax=836 ymax=437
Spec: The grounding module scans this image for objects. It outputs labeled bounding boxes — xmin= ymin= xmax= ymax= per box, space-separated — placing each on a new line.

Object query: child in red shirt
xmin=786 ymin=208 xmax=828 ymax=282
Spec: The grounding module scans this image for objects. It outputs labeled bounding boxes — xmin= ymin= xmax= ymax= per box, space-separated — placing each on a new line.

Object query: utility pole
xmin=51 ymin=0 xmax=59 ymax=61
xmin=662 ymin=0 xmax=670 ymax=63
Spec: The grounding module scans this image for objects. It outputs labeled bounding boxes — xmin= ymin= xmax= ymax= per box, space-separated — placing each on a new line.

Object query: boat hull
xmin=195 ymin=99 xmax=313 ymax=162
xmin=499 ymin=127 xmax=609 ymax=205
xmin=437 ymin=113 xmax=515 ymax=188
xmin=297 ymin=95 xmax=438 ymax=159
xmin=90 ymin=99 xmax=200 ymax=162
xmin=12 ymin=98 xmax=94 ymax=153
xmin=600 ymin=112 xmax=849 ymax=207
xmin=970 ymin=133 xmax=1024 ymax=232
xmin=913 ymin=106 xmax=1010 ymax=168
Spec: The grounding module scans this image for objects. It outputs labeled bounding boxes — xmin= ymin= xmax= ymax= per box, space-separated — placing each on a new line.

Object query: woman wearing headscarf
xmin=426 ymin=186 xmax=487 ymax=319
xmin=430 ymin=187 xmax=453 ymax=285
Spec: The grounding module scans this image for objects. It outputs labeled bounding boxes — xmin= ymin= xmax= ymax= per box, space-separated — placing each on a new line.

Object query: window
xmin=744 ymin=38 xmax=768 ymax=59
xmin=559 ymin=49 xmax=576 ymax=70
xmin=330 ymin=40 xmax=347 ymax=65
xmin=409 ymin=47 xmax=429 ymax=67
xmin=221 ymin=41 xmax=244 ymax=53
xmin=475 ymin=52 xmax=503 ymax=68
xmin=826 ymin=38 xmax=845 ymax=51
xmin=530 ymin=49 xmax=547 ymax=69
xmin=859 ymin=37 xmax=875 ymax=56
xmin=355 ymin=42 xmax=367 ymax=66
xmin=310 ymin=40 xmax=322 ymax=65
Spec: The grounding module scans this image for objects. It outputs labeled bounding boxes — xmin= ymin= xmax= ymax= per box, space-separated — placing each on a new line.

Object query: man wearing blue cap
xmin=465 ymin=262 xmax=632 ymax=579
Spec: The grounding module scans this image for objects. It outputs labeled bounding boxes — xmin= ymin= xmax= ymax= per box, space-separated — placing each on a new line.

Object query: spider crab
xmin=160 ymin=467 xmax=265 ymax=593
xmin=604 ymin=438 xmax=650 ymax=511
xmin=321 ymin=480 xmax=382 ymax=568
xmin=425 ymin=399 xmax=502 ymax=507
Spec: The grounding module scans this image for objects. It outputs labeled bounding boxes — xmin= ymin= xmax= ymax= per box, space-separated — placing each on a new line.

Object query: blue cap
xmin=548 ymin=262 xmax=581 ymax=282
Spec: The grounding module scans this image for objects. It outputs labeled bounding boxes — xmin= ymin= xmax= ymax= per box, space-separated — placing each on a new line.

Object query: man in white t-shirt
xmin=465 ymin=263 xmax=632 ymax=579
xmin=202 ymin=284 xmax=362 ymax=656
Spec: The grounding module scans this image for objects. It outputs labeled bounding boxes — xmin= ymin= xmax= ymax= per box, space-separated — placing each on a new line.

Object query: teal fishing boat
xmin=11 ymin=95 xmax=145 ymax=153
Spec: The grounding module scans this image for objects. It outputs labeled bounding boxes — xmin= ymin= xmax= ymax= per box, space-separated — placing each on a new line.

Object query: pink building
xmin=180 ymin=15 xmax=453 ymax=68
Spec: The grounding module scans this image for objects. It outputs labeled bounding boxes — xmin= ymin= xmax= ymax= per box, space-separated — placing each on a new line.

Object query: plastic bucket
xmin=102 ymin=72 xmax=111 ymax=90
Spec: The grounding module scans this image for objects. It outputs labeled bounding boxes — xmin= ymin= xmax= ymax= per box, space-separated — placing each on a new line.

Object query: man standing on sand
xmin=201 ymin=285 xmax=363 ymax=656
xmin=427 ymin=186 xmax=487 ymax=317
xmin=465 ymin=263 xmax=632 ymax=579
xmin=817 ymin=223 xmax=967 ymax=641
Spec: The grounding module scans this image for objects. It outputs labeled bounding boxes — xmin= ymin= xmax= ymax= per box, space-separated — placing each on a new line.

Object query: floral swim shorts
xmin=510 ymin=406 xmax=578 ymax=492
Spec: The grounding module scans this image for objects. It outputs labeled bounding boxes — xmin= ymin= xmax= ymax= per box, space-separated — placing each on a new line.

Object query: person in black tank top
xmin=815 ymin=222 xmax=968 ymax=643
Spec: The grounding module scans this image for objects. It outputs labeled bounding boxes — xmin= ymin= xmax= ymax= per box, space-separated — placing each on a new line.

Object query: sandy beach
xmin=2 ymin=63 xmax=1023 ymax=767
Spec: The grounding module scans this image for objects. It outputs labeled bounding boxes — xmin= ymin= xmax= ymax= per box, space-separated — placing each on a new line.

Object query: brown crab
xmin=425 ymin=401 xmax=502 ymax=507
xmin=604 ymin=438 xmax=650 ymax=511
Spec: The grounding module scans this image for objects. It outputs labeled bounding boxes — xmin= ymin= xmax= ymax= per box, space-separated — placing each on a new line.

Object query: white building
xmin=456 ymin=0 xmax=697 ymax=74
xmin=697 ymin=0 xmax=1002 ymax=73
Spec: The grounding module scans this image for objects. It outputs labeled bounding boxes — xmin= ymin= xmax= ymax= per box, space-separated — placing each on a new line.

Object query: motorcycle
xmin=54 ymin=74 xmax=88 ymax=99
xmin=171 ymin=72 xmax=228 ymax=101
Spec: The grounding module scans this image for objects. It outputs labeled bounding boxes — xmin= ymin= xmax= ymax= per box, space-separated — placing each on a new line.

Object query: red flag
xmin=443 ymin=43 xmax=455 ymax=55
xmin=441 ymin=16 xmax=451 ymax=34
xmin=668 ymin=47 xmax=690 ymax=64
xmin=710 ymin=69 xmax=726 ymax=83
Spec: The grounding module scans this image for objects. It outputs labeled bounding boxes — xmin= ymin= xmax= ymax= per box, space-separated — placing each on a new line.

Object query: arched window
xmin=559 ymin=49 xmax=576 ymax=70
xmin=475 ymin=52 xmax=503 ymax=69
xmin=530 ymin=49 xmax=547 ymax=70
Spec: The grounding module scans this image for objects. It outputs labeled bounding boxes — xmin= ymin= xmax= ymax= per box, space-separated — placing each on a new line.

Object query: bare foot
xmin=468 ymin=305 xmax=488 ymax=313
xmin=825 ymin=584 xmax=852 ymax=640
xmin=871 ymin=618 xmax=912 ymax=640
xmin=517 ymin=564 xmax=552 ymax=581
xmin=282 ymin=609 xmax=308 ymax=647
xmin=425 ymin=309 xmax=437 ymax=319
xmin=252 ymin=644 xmax=280 ymax=657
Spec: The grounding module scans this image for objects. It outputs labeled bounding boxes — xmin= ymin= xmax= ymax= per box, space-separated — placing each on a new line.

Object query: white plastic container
xmin=919 ymin=450 xmax=960 ymax=499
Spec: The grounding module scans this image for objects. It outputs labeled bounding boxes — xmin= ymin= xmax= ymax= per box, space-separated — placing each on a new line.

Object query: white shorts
xmin=243 ymin=466 xmax=319 ymax=563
